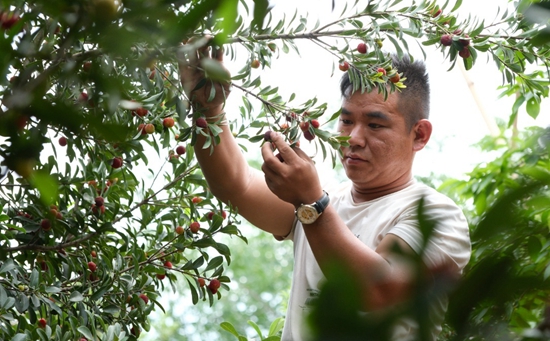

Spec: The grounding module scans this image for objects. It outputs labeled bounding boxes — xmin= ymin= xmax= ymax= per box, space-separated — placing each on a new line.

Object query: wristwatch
xmin=295 ymin=191 xmax=330 ymax=225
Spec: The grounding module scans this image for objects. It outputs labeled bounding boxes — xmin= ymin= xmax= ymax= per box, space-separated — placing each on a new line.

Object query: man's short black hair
xmin=340 ymin=54 xmax=430 ymax=131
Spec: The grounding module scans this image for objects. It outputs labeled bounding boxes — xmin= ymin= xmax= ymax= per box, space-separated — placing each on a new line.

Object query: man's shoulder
xmin=405 ymin=181 xmax=459 ymax=206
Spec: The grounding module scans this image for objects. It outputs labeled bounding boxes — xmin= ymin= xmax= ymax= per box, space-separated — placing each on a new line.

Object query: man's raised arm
xmin=178 ymin=40 xmax=295 ymax=237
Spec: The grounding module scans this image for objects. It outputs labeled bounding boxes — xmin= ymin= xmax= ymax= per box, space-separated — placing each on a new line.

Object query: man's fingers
xmin=212 ymin=45 xmax=224 ymax=62
xmin=261 ymin=138 xmax=278 ymax=164
xmin=269 ymin=132 xmax=298 ymax=164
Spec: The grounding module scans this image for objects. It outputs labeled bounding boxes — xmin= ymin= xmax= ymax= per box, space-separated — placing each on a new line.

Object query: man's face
xmin=338 ymin=90 xmax=418 ymax=192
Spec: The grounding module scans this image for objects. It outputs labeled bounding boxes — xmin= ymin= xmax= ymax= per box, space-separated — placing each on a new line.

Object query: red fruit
xmin=1 ymin=13 xmax=20 ymax=30
xmin=149 ymin=69 xmax=156 ymax=80
xmin=38 ymin=318 xmax=47 ymax=329
xmin=189 ymin=221 xmax=200 ymax=233
xmin=196 ymin=117 xmax=208 ymax=128
xmin=131 ymin=326 xmax=140 ymax=337
xmin=191 ymin=197 xmax=202 ymax=204
xmin=88 ymin=261 xmax=97 ymax=272
xmin=303 ymin=130 xmax=316 ymax=141
xmin=175 ymin=226 xmax=185 ymax=235
xmin=376 ymin=67 xmax=387 ymax=76
xmin=83 ymin=62 xmax=92 ymax=72
xmin=339 ymin=61 xmax=349 ymax=72
xmin=91 ymin=204 xmax=105 ymax=215
xmin=41 ymin=219 xmax=51 ymax=231
xmin=221 ymin=210 xmax=227 ymax=219
xmin=58 ymin=136 xmax=68 ymax=147
xmin=134 ymin=107 xmax=148 ymax=117
xmin=164 ymin=261 xmax=173 ymax=269
xmin=459 ymin=46 xmax=471 ymax=59
xmin=163 ymin=117 xmax=175 ymax=128
xmin=79 ymin=338 xmax=88 ymax=341
xmin=453 ymin=29 xmax=463 ymax=35
xmin=40 ymin=261 xmax=48 ymax=271
xmin=156 ymin=273 xmax=166 ymax=280
xmin=275 ymin=153 xmax=284 ymax=162
xmin=310 ymin=119 xmax=320 ymax=129
xmin=176 ymin=145 xmax=186 ymax=155
xmin=356 ymin=42 xmax=367 ymax=54
xmin=432 ymin=8 xmax=442 ymax=17
xmin=111 ymin=157 xmax=123 ymax=169
xmin=251 ymin=59 xmax=260 ymax=69
xmin=144 ymin=123 xmax=155 ymax=134
xmin=459 ymin=34 xmax=470 ymax=47
xmin=89 ymin=273 xmax=98 ymax=281
xmin=390 ymin=73 xmax=401 ymax=83
xmin=55 ymin=211 xmax=63 ymax=220
xmin=91 ymin=250 xmax=97 ymax=258
xmin=440 ymin=34 xmax=453 ymax=46
xmin=137 ymin=123 xmax=146 ymax=135
xmin=139 ymin=293 xmax=149 ymax=304
xmin=207 ymin=212 xmax=215 ymax=220
xmin=286 ymin=112 xmax=297 ymax=122
xmin=78 ymin=92 xmax=88 ymax=102
xmin=15 ymin=115 xmax=27 ymax=130
xmin=198 ymin=278 xmax=206 ymax=287
xmin=208 ymin=279 xmax=221 ymax=294
xmin=299 ymin=121 xmax=310 ymax=131
xmin=95 ymin=196 xmax=104 ymax=207
xmin=264 ymin=130 xmax=273 ymax=142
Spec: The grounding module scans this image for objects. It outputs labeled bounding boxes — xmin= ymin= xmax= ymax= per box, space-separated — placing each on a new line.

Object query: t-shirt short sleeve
xmin=389 ymin=195 xmax=471 ymax=272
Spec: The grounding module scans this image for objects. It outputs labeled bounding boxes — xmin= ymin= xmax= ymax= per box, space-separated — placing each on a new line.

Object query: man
xmin=179 ymin=43 xmax=471 ymax=340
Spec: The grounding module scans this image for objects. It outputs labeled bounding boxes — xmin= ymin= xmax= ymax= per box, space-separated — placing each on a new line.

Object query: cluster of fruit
xmin=338 ymin=42 xmax=401 ymax=84
xmin=0 ymin=11 xmax=20 ymax=30
xmin=440 ymin=29 xmax=472 ymax=59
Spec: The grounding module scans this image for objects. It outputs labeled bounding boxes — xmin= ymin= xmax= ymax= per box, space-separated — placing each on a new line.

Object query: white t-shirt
xmin=281 ymin=180 xmax=471 ymax=341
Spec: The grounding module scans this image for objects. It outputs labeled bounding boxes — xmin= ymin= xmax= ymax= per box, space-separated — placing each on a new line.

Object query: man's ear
xmin=412 ymin=119 xmax=432 ymax=151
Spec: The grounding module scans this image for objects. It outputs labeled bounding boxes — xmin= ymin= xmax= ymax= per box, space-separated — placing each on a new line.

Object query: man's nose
xmin=347 ymin=125 xmax=366 ymax=147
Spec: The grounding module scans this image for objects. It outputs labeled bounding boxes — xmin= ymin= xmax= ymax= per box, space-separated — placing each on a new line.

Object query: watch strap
xmin=313 ymin=191 xmax=330 ymax=214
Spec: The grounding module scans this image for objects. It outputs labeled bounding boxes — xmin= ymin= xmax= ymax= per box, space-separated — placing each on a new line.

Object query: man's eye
xmin=369 ymin=124 xmax=382 ymax=128
xmin=339 ymin=119 xmax=353 ymax=125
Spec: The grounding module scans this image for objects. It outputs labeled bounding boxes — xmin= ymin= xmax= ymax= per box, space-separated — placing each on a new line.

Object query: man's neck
xmin=350 ymin=177 xmax=415 ymax=203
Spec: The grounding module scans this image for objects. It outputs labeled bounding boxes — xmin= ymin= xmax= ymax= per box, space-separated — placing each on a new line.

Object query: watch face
xmin=297 ymin=205 xmax=319 ymax=224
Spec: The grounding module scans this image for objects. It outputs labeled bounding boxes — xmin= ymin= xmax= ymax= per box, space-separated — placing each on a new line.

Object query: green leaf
xmin=214 ymin=0 xmax=239 ymax=39
xmin=201 ymin=59 xmax=231 ymax=82
xmin=12 ymin=334 xmax=28 ymax=341
xmin=527 ymin=236 xmax=542 ymax=261
xmin=45 ymin=286 xmax=61 ymax=294
xmin=29 ymin=269 xmax=39 ymax=289
xmin=69 ymin=291 xmax=84 ymax=302
xmin=526 ymin=96 xmax=540 ymax=119
xmin=451 ymin=0 xmax=463 ymax=12
xmin=252 ymin=0 xmax=270 ymax=30
xmin=220 ymin=321 xmax=241 ymax=337
xmin=28 ymin=171 xmax=58 ymax=206
xmin=77 ymin=326 xmax=94 ymax=340
xmin=268 ymin=317 xmax=285 ymax=336
xmin=463 ymin=52 xmax=473 ymax=70
xmin=247 ymin=320 xmax=263 ymax=339
xmin=0 ymin=259 xmax=16 ymax=273
xmin=205 ymin=256 xmax=224 ymax=272
xmin=529 ymin=31 xmax=550 ymax=47
xmin=186 ymin=277 xmax=199 ymax=305
xmin=0 ymin=284 xmax=7 ymax=308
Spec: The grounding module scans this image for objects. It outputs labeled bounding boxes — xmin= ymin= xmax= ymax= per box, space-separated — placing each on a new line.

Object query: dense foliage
xmin=1 ymin=0 xmax=549 ymax=340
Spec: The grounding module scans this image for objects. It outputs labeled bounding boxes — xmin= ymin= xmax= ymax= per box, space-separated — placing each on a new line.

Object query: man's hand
xmin=261 ymin=131 xmax=324 ymax=208
xmin=178 ymin=37 xmax=231 ymax=116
